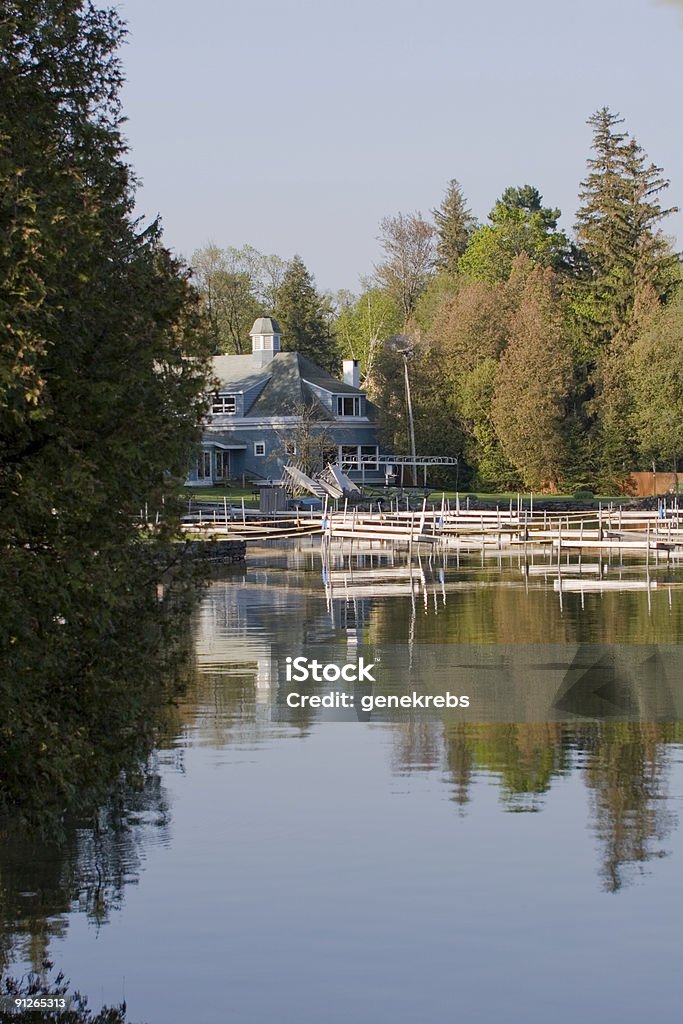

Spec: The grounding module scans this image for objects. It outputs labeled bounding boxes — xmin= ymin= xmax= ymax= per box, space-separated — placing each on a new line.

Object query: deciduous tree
xmin=458 ymin=185 xmax=573 ymax=283
xmin=374 ymin=211 xmax=436 ymax=322
xmin=492 ymin=269 xmax=574 ymax=488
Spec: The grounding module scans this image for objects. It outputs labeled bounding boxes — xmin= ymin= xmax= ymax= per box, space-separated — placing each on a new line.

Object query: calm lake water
xmin=3 ymin=540 xmax=683 ymax=1023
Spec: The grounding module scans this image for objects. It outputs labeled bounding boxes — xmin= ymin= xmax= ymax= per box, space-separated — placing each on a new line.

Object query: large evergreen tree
xmin=432 ymin=179 xmax=476 ymax=275
xmin=574 ymin=107 xmax=679 ymax=344
xmin=573 ymin=108 xmax=679 ymax=485
xmin=275 ymin=254 xmax=338 ymax=373
xmin=0 ymin=3 xmax=211 ymax=696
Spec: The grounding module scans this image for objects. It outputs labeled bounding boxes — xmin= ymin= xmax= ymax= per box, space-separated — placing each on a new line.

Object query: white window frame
xmin=212 ymin=394 xmax=237 ymax=415
xmin=336 ymin=395 xmax=362 ymax=417
xmin=254 ymin=441 xmax=266 ymax=457
xmin=285 ymin=442 xmax=297 ymax=457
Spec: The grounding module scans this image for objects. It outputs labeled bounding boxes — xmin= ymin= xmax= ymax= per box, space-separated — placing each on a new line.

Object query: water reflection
xmin=187 ymin=542 xmax=683 ymax=893
xmin=2 ymin=540 xmax=683 ymax=1013
xmin=0 ymin=765 xmax=171 ymax=973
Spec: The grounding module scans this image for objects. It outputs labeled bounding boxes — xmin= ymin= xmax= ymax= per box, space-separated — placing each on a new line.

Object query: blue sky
xmin=116 ymin=0 xmax=683 ymax=293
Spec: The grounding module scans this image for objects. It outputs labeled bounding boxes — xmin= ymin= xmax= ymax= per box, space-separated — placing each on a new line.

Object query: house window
xmin=285 ymin=442 xmax=297 ymax=457
xmin=254 ymin=442 xmax=266 ymax=457
xmin=215 ymin=450 xmax=230 ymax=480
xmin=336 ymin=396 xmax=362 ymax=417
xmin=212 ymin=394 xmax=237 ymax=414
xmin=340 ymin=445 xmax=360 ymax=468
xmin=360 ymin=445 xmax=379 ymax=470
xmin=197 ymin=451 xmax=212 ymax=480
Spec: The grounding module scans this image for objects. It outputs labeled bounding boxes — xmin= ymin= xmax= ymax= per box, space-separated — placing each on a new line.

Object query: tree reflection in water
xmin=415 ymin=720 xmax=682 ymax=892
xmin=0 ymin=551 xmax=197 ymax=1007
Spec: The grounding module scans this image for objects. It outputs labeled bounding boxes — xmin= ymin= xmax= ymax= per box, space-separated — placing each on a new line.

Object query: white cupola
xmin=250 ymin=317 xmax=281 ymax=366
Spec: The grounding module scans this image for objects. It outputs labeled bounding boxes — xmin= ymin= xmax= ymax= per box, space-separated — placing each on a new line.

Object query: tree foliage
xmin=374 ymin=211 xmax=436 ymax=322
xmin=574 ymin=107 xmax=679 ymax=345
xmin=458 ymin=185 xmax=573 ymax=283
xmin=0 ymin=1 xmax=212 ymax=749
xmin=191 ymin=244 xmax=288 ymax=353
xmin=334 ymin=286 xmax=403 ymax=390
xmin=433 ymin=179 xmax=477 ymax=275
xmin=275 ymin=254 xmax=338 ymax=373
xmin=628 ymin=289 xmax=683 ymax=469
xmin=491 ymin=268 xmax=574 ymax=488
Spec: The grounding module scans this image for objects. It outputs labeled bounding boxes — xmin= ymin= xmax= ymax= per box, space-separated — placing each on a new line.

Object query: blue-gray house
xmin=187 ymin=318 xmax=384 ymax=486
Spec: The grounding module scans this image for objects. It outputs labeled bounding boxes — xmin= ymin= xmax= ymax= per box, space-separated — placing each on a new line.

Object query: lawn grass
xmin=184 ymin=484 xmax=629 ymax=508
xmin=184 ymin=485 xmax=259 ymax=505
xmin=436 ymin=490 xmax=628 ymax=503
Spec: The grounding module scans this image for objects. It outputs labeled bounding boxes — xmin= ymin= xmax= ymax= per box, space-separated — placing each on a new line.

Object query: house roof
xmin=211 ymin=352 xmax=367 ymax=418
xmin=248 ymin=353 xmax=327 ymax=418
xmin=211 ymin=354 xmax=270 ymax=392
xmin=296 ymin=354 xmax=363 ymax=395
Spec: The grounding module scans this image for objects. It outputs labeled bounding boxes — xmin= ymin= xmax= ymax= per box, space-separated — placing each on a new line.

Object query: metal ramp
xmin=321 ymin=463 xmax=361 ymax=497
xmin=282 ymin=464 xmax=327 ymax=499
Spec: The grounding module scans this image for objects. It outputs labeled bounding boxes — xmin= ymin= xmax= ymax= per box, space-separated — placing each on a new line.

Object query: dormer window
xmin=212 ymin=394 xmax=237 ymax=414
xmin=336 ymin=395 xmax=362 ymax=417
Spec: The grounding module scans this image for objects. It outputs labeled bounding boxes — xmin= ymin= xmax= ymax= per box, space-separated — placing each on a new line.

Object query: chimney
xmin=343 ymin=359 xmax=360 ymax=389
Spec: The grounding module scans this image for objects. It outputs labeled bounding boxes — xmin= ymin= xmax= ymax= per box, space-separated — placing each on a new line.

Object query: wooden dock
xmin=180 ymin=497 xmax=683 ymax=554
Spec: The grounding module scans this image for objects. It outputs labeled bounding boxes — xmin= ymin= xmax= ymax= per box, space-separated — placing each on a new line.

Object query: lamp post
xmin=402 ymin=352 xmax=417 ymax=487
xmin=387 ymin=333 xmax=418 ymax=489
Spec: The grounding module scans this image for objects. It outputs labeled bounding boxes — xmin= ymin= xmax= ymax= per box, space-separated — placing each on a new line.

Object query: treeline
xmin=196 ymin=108 xmax=682 ymax=492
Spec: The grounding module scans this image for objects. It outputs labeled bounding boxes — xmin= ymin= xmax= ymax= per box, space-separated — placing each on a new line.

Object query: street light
xmin=389 ymin=335 xmax=417 ymax=487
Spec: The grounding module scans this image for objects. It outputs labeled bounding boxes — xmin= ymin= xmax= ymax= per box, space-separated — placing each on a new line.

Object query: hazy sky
xmin=115 ymin=0 xmax=682 ymax=293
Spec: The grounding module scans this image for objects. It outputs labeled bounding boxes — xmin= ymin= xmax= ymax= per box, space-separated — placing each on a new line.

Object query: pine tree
xmin=433 ymin=179 xmax=476 ymax=275
xmin=275 ymin=255 xmax=338 ymax=374
xmin=574 ymin=107 xmax=679 ymax=344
